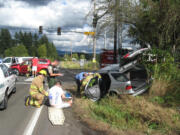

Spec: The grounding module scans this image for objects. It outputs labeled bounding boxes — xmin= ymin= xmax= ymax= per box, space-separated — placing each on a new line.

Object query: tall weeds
xmin=143 ymin=48 xmax=180 ymax=104
xmin=144 ymin=48 xmax=179 ymax=82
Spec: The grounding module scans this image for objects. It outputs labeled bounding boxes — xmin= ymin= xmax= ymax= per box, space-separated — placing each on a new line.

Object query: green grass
xmin=149 ymin=96 xmax=165 ymax=104
xmin=89 ymin=97 xmax=143 ymax=130
xmin=84 ymin=96 xmax=180 ymax=134
xmin=60 ymin=61 xmax=99 ymax=70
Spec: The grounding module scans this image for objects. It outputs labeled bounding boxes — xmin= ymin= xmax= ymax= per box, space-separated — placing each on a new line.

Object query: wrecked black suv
xmin=84 ymin=46 xmax=152 ymax=101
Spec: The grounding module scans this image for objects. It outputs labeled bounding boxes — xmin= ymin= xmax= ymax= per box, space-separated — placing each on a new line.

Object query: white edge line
xmin=23 ymin=106 xmax=43 ymax=135
xmin=16 ymin=82 xmax=32 ymax=85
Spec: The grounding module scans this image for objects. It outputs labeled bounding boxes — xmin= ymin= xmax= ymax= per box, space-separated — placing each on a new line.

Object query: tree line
xmin=93 ymin=0 xmax=180 ymax=61
xmin=128 ymin=0 xmax=180 ymax=57
xmin=0 ymin=29 xmax=58 ymax=59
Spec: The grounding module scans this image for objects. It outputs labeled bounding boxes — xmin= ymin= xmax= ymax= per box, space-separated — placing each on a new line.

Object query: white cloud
xmin=0 ymin=0 xmax=90 ymax=28
xmin=0 ymin=0 xmax=102 ymax=52
xmin=0 ymin=0 xmax=135 ymax=53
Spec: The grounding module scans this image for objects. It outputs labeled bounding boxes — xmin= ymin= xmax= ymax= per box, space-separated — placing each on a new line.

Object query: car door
xmin=15 ymin=57 xmax=19 ymax=64
xmin=0 ymin=66 xmax=6 ymax=103
xmin=37 ymin=59 xmax=47 ymax=72
xmin=84 ymin=76 xmax=101 ymax=101
xmin=3 ymin=57 xmax=12 ymax=68
xmin=1 ymin=64 xmax=14 ymax=94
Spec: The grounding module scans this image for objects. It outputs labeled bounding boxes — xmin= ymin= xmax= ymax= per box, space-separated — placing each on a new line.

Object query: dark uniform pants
xmin=75 ymin=79 xmax=81 ymax=94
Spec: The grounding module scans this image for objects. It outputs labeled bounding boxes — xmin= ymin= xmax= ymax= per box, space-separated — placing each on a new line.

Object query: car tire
xmin=13 ymin=69 xmax=19 ymax=76
xmin=12 ymin=87 xmax=16 ymax=94
xmin=109 ymin=91 xmax=117 ymax=97
xmin=0 ymin=93 xmax=8 ymax=110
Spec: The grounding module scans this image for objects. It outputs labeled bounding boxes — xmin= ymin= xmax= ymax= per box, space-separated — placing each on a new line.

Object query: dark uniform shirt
xmin=47 ymin=64 xmax=56 ymax=88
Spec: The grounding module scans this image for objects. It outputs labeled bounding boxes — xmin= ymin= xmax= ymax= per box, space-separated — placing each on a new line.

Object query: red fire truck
xmin=100 ymin=48 xmax=133 ymax=68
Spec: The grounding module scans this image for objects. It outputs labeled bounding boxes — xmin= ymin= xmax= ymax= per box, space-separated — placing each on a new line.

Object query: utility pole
xmin=113 ymin=0 xmax=118 ymax=64
xmin=71 ymin=42 xmax=73 ymax=59
xmin=118 ymin=22 xmax=123 ymax=63
xmin=118 ymin=0 xmax=123 ymax=65
xmin=104 ymin=30 xmax=107 ymax=49
xmin=92 ymin=0 xmax=97 ymax=63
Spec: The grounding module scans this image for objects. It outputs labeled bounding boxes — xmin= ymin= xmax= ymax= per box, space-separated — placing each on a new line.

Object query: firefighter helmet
xmin=39 ymin=70 xmax=47 ymax=76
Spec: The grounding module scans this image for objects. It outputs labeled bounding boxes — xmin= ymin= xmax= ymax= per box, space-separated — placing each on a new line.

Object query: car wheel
xmin=0 ymin=94 xmax=8 ymax=110
xmin=109 ymin=91 xmax=117 ymax=97
xmin=12 ymin=87 xmax=16 ymax=94
xmin=13 ymin=69 xmax=19 ymax=76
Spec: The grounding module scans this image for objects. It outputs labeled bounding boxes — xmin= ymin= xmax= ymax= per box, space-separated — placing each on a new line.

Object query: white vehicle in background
xmin=0 ymin=63 xmax=16 ymax=110
xmin=3 ymin=57 xmax=33 ymax=68
xmin=0 ymin=58 xmax=2 ymax=64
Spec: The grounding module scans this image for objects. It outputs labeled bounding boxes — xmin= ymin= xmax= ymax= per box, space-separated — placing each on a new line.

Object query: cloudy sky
xmin=0 ymin=0 xmax=134 ymax=53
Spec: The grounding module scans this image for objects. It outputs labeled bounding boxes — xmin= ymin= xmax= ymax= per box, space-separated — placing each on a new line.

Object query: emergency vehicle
xmin=10 ymin=58 xmax=51 ymax=76
xmin=3 ymin=57 xmax=33 ymax=68
xmin=100 ymin=48 xmax=133 ymax=68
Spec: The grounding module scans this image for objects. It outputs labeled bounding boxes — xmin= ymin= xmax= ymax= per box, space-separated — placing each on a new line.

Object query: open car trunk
xmin=125 ymin=65 xmax=150 ymax=96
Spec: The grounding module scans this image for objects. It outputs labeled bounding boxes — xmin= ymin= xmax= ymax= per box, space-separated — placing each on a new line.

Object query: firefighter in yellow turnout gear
xmin=25 ymin=70 xmax=48 ymax=108
xmin=81 ymin=73 xmax=101 ymax=90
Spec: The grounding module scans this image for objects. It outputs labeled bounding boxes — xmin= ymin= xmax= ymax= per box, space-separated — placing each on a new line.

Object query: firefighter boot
xmin=25 ymin=96 xmax=33 ymax=106
xmin=25 ymin=96 xmax=30 ymax=106
xmin=34 ymin=101 xmax=41 ymax=108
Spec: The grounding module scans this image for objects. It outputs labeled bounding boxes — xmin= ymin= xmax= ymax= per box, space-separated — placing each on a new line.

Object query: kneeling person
xmin=49 ymin=80 xmax=72 ymax=109
xmin=25 ymin=70 xmax=48 ymax=108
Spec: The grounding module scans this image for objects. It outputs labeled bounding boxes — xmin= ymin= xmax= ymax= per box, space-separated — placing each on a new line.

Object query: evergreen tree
xmin=0 ymin=29 xmax=12 ymax=55
xmin=37 ymin=44 xmax=47 ymax=58
xmin=38 ymin=35 xmax=49 ymax=46
xmin=128 ymin=0 xmax=180 ymax=51
xmin=46 ymin=43 xmax=58 ymax=59
xmin=72 ymin=53 xmax=79 ymax=60
xmin=33 ymin=33 xmax=39 ymax=47
xmin=80 ymin=54 xmax=85 ymax=59
xmin=0 ymin=29 xmax=59 ymax=59
xmin=4 ymin=45 xmax=28 ymax=57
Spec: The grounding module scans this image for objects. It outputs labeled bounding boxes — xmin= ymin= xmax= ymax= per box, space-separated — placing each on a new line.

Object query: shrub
xmin=143 ymin=48 xmax=179 ymax=81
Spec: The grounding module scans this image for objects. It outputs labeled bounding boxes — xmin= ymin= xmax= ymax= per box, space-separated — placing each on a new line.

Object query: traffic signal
xmin=39 ymin=26 xmax=43 ymax=34
xmin=57 ymin=27 xmax=61 ymax=35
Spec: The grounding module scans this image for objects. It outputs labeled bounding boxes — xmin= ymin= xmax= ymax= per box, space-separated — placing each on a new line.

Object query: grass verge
xmin=64 ymin=81 xmax=180 ymax=135
xmin=60 ymin=61 xmax=99 ymax=70
xmin=73 ymin=95 xmax=180 ymax=135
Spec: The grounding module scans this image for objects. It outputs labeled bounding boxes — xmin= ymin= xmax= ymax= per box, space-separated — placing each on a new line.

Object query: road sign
xmin=84 ymin=32 xmax=95 ymax=36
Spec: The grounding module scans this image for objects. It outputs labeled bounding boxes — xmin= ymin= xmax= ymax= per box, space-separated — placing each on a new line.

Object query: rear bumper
xmin=132 ymin=83 xmax=150 ymax=96
xmin=132 ymin=78 xmax=153 ymax=96
xmin=132 ymin=87 xmax=148 ymax=96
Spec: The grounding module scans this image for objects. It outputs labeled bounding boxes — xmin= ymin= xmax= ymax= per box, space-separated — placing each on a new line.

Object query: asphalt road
xmin=0 ymin=78 xmax=35 ymax=135
xmin=0 ymin=69 xmax=102 ymax=135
